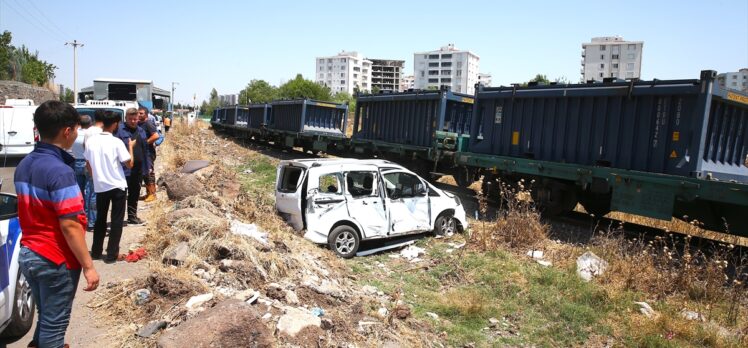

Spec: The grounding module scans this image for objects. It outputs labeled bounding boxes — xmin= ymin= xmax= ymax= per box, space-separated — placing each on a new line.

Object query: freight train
xmin=210 ymin=70 xmax=748 ymax=237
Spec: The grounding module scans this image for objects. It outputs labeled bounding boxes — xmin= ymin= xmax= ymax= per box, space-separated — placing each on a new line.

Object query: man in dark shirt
xmin=137 ymin=107 xmax=159 ymax=202
xmin=116 ymin=108 xmax=150 ymax=225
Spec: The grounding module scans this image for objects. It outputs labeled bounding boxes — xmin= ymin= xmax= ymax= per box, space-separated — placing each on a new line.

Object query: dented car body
xmin=275 ymin=159 xmax=468 ymax=258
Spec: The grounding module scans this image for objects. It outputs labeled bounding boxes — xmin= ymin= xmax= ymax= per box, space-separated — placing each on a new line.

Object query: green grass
xmin=349 ymin=245 xmax=616 ymax=347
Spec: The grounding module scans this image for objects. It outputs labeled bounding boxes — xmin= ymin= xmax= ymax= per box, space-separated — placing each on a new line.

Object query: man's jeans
xmin=19 ymin=247 xmax=81 ymax=347
xmin=73 ymin=159 xmax=96 ymax=228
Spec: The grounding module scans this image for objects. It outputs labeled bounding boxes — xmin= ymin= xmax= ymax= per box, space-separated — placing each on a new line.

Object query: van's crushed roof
xmin=279 ymin=158 xmax=401 ymax=169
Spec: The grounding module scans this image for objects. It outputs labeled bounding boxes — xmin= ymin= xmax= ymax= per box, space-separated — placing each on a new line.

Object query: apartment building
xmin=581 ymin=36 xmax=643 ymax=82
xmin=369 ymin=59 xmax=404 ymax=92
xmin=219 ymin=94 xmax=238 ymax=105
xmin=400 ymin=75 xmax=415 ymax=91
xmin=478 ymin=73 xmax=492 ymax=87
xmin=315 ymin=51 xmax=372 ymax=94
xmin=717 ymin=69 xmax=748 ymax=92
xmin=413 ymin=44 xmax=480 ymax=94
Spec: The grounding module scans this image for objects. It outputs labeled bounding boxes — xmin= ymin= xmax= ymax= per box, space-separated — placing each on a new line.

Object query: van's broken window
xmin=346 ymin=172 xmax=376 ymax=197
xmin=279 ymin=166 xmax=304 ymax=192
xmin=319 ymin=174 xmax=342 ymax=194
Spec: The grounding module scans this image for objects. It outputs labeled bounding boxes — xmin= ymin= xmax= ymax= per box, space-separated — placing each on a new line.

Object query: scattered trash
xmin=246 ymin=292 xmax=260 ymax=304
xmin=634 ymin=301 xmax=656 ymax=318
xmin=180 ymin=160 xmax=211 ymax=174
xmin=132 ymin=288 xmax=151 ymax=305
xmin=426 ymin=312 xmax=439 ymax=320
xmin=526 ymin=250 xmax=544 ymax=259
xmin=361 ymin=285 xmax=378 ymax=295
xmin=261 ymin=312 xmax=272 ymax=320
xmin=321 ymin=318 xmax=334 ymax=330
xmin=125 ymin=247 xmax=147 ymax=262
xmin=163 ymin=241 xmax=190 ymax=266
xmin=242 ymin=168 xmax=253 ymax=174
xmin=230 ymin=220 xmax=269 ymax=245
xmin=311 ymin=307 xmax=325 ymax=317
xmin=185 ymin=293 xmax=214 ymax=310
xmin=400 ymin=245 xmax=425 ymax=261
xmin=536 ymin=260 xmax=552 ymax=267
xmin=137 ymin=320 xmax=167 ymax=338
xmin=681 ymin=310 xmax=705 ymax=321
xmin=488 ymin=317 xmax=500 ymax=328
xmin=576 ymin=251 xmax=608 ymax=282
xmin=377 ymin=307 xmax=389 ymax=318
xmin=285 ymin=289 xmax=299 ymax=304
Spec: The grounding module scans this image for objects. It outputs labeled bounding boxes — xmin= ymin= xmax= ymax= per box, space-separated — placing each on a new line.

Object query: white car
xmin=275 ymin=158 xmax=468 ymax=258
xmin=0 ymin=191 xmax=34 ymax=338
xmin=0 ymin=99 xmax=38 ymax=157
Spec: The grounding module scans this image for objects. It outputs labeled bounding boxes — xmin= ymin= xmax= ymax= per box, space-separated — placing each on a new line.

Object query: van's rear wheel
xmin=1 ymin=272 xmax=35 ymax=338
xmin=328 ymin=225 xmax=360 ymax=259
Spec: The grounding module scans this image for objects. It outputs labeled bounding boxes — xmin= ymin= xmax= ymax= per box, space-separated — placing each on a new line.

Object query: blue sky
xmin=1 ymin=0 xmax=746 ymax=104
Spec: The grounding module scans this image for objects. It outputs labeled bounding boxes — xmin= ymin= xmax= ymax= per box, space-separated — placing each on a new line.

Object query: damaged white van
xmin=275 ymin=159 xmax=468 ymax=258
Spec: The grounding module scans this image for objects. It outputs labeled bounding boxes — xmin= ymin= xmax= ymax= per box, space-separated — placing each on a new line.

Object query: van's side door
xmin=275 ymin=164 xmax=307 ymax=231
xmin=304 ymin=166 xmax=350 ymax=238
xmin=344 ymin=170 xmax=388 ymax=238
xmin=382 ymin=171 xmax=431 ymax=234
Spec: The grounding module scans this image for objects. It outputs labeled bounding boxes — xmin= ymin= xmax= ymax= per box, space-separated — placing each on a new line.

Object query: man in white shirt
xmin=84 ymin=111 xmax=135 ymax=263
xmin=71 ymin=114 xmax=95 ymax=231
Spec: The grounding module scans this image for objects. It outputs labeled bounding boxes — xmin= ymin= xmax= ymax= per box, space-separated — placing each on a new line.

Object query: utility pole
xmin=170 ymin=82 xmax=179 ymax=113
xmin=65 ymin=40 xmax=84 ymax=103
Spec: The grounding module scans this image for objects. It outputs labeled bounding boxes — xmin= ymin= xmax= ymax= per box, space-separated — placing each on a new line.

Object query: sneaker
xmin=90 ymin=252 xmax=102 ymax=260
xmin=103 ymin=257 xmax=117 ymax=264
xmin=87 ymin=226 xmax=95 ymax=232
xmin=127 ymin=217 xmax=145 ymax=225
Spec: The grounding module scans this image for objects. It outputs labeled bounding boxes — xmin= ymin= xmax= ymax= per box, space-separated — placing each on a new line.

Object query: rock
xmin=321 ymin=318 xmax=334 ymax=330
xmin=157 ymin=299 xmax=272 ymax=348
xmin=163 ymin=242 xmax=191 ymax=265
xmin=137 ymin=320 xmax=168 ymax=338
xmin=426 ymin=312 xmax=439 ymax=320
xmin=576 ymin=251 xmax=608 ymax=282
xmin=488 ymin=317 xmax=500 ymax=328
xmin=266 ymin=284 xmax=285 ymax=300
xmin=634 ymin=301 xmax=657 ymax=318
xmin=393 ymin=304 xmax=411 ymax=320
xmin=284 ymin=290 xmax=299 ymax=304
xmin=185 ymin=293 xmax=214 ymax=311
xmin=233 ymin=289 xmax=258 ymax=301
xmin=163 ymin=173 xmax=205 ymax=201
xmin=361 ymin=285 xmax=378 ymax=295
xmin=168 ymin=208 xmax=217 ymax=225
xmin=536 ymin=260 xmax=552 ymax=267
xmin=276 ymin=307 xmax=322 ymax=337
xmin=132 ymin=288 xmax=151 ymax=305
xmin=310 ymin=279 xmax=344 ymax=299
xmin=681 ymin=310 xmax=705 ymax=321
xmin=261 ymin=312 xmax=272 ymax=321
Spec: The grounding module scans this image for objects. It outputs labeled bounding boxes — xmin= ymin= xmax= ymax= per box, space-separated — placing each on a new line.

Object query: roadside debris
xmin=526 ymin=250 xmax=544 ymax=259
xmin=132 ymin=288 xmax=151 ymax=305
xmin=393 ymin=304 xmax=411 ymax=319
xmin=136 ymin=320 xmax=167 ymax=338
xmin=634 ymin=301 xmax=657 ymax=318
xmin=163 ymin=241 xmax=191 ymax=266
xmin=426 ymin=312 xmax=439 ymax=320
xmin=229 ymin=220 xmax=269 ymax=245
xmin=125 ymin=247 xmax=148 ymax=262
xmin=185 ymin=293 xmax=214 ymax=311
xmin=400 ymin=245 xmax=426 ymax=262
xmin=277 ymin=307 xmax=322 ymax=337
xmin=576 ymin=251 xmax=608 ymax=281
xmin=180 ymin=159 xmax=211 ymax=174
xmin=311 ymin=307 xmax=325 ymax=317
xmin=681 ymin=310 xmax=705 ymax=321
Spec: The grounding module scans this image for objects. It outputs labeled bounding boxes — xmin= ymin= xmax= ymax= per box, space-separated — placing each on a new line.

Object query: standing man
xmin=14 ymin=100 xmax=99 ymax=347
xmin=116 ymin=108 xmax=150 ymax=225
xmin=163 ymin=113 xmax=171 ymax=133
xmin=85 ymin=111 xmax=134 ymax=262
xmin=71 ymin=114 xmax=95 ymax=231
xmin=138 ymin=107 xmax=159 ymax=203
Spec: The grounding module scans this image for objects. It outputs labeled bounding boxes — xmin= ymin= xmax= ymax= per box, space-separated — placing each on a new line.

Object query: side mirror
xmin=416 ymin=183 xmax=428 ymax=196
xmin=0 ymin=193 xmax=19 ymax=220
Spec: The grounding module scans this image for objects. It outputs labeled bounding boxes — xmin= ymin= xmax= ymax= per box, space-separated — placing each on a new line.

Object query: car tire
xmin=1 ymin=272 xmax=35 ymax=338
xmin=328 ymin=225 xmax=360 ymax=259
xmin=434 ymin=214 xmax=456 ymax=236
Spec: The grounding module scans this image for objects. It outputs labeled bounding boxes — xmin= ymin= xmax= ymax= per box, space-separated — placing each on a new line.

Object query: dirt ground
xmin=5 ymin=208 xmax=151 ymax=348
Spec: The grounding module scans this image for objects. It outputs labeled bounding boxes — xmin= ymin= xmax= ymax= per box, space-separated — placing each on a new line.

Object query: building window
xmin=600 ymin=63 xmax=604 ymax=69
xmin=429 ymin=62 xmax=439 ymax=67
xmin=441 ymin=62 xmax=452 ymax=67
xmin=428 ymin=78 xmax=438 ymax=83
xmin=353 ymin=74 xmax=358 ymax=78
xmin=327 ymin=59 xmax=332 ymax=63
xmin=429 ymin=70 xmax=439 ymax=76
xmin=612 ymin=63 xmax=619 ymax=68
xmin=441 ymin=70 xmax=451 ymax=75
xmin=340 ymin=58 xmax=346 ymax=62
xmin=456 ymin=62 xmax=462 ymax=68
xmin=599 ymin=73 xmax=603 ymax=78
xmin=340 ymin=73 xmax=345 ymax=77
xmin=441 ymin=78 xmax=451 ymax=83
xmin=600 ymin=45 xmax=606 ymax=51
xmin=612 ymin=45 xmax=620 ymax=54
xmin=340 ymin=80 xmax=345 ymax=84
xmin=319 ymin=67 xmax=323 ymax=71
xmin=456 ymin=71 xmax=462 ymax=77
xmin=428 ymin=54 xmax=439 ymax=59
xmin=628 ymin=44 xmax=636 ymax=50
xmin=627 ymin=63 xmax=635 ymax=70
xmin=628 ymin=53 xmax=635 ymax=59
xmin=441 ymin=54 xmax=452 ymax=59
xmin=600 ymin=54 xmax=605 ymax=59
xmin=420 ymin=70 xmax=425 ymax=77
xmin=612 ymin=54 xmax=619 ymax=59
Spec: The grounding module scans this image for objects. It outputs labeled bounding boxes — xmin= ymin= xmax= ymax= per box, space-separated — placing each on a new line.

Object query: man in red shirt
xmin=14 ymin=100 xmax=100 ymax=347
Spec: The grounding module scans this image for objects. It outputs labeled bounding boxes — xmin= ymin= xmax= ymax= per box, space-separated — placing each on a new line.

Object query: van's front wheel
xmin=328 ymin=225 xmax=360 ymax=259
xmin=434 ymin=214 xmax=456 ymax=236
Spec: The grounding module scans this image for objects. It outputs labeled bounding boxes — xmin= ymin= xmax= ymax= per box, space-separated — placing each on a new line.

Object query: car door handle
xmin=315 ymin=198 xmax=344 ymax=204
xmin=7 ymin=131 xmax=17 ymax=136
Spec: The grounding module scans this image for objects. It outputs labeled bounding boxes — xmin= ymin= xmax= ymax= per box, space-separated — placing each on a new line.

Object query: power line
xmin=24 ymin=0 xmax=72 ymax=39
xmin=4 ymin=0 xmax=67 ymax=42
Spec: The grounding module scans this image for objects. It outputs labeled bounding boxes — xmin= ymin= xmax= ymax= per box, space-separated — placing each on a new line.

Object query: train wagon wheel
xmin=453 ymin=167 xmax=475 ymax=188
xmin=532 ymin=180 xmax=578 ymax=216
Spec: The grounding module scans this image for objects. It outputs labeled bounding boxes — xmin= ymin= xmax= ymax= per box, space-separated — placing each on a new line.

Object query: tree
xmin=332 ymin=91 xmax=355 ymax=109
xmin=0 ymin=31 xmax=12 ymax=80
xmin=277 ymin=74 xmax=331 ymax=101
xmin=371 ymin=86 xmax=381 ymax=95
xmin=239 ymin=79 xmax=277 ymax=104
xmin=59 ymin=88 xmax=74 ymax=103
xmin=200 ymin=101 xmax=209 ymax=115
